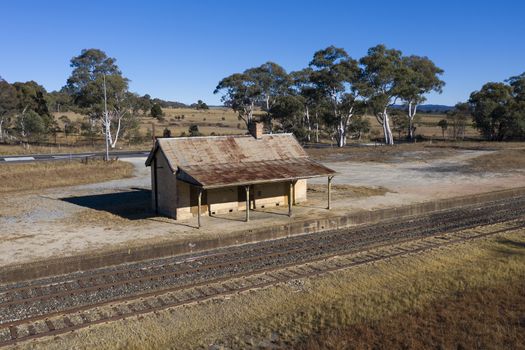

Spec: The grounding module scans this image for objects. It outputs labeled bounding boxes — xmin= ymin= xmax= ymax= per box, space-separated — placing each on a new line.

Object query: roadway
xmin=0 ymin=150 xmax=150 ymax=163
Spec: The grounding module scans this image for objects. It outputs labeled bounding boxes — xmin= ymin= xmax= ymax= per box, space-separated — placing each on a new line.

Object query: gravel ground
xmin=2 ymin=196 xmax=523 ymax=324
xmin=0 ymin=149 xmax=524 ymax=267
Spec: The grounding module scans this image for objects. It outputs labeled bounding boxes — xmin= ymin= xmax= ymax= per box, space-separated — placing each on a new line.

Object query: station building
xmin=145 ymin=123 xmax=335 ymax=226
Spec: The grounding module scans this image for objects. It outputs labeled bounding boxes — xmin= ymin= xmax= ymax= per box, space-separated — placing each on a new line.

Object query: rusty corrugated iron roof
xmin=178 ymin=158 xmax=335 ymax=189
xmin=146 ymin=134 xmax=335 ymax=188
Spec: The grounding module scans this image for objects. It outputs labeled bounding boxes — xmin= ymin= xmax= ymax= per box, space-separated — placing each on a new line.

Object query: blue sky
xmin=1 ymin=0 xmax=524 ymax=106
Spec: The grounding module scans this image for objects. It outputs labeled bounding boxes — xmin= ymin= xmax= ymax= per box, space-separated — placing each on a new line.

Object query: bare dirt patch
xmin=307 ymin=184 xmax=393 ymax=202
xmin=0 ymin=160 xmax=134 ymax=193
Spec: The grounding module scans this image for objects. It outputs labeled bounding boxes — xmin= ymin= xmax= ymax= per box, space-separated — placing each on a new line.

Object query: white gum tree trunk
xmin=103 ymin=111 xmax=125 ymax=149
xmin=376 ymin=108 xmax=394 ymax=145
xmin=305 ymin=106 xmax=311 ymax=142
xmin=238 ymin=102 xmax=255 ymax=129
xmin=383 ymin=110 xmax=394 ymax=145
xmin=265 ymin=95 xmax=273 ymax=133
xmin=337 ymin=120 xmax=345 ymax=147
xmin=336 ymin=107 xmax=353 ymax=148
xmin=407 ymin=101 xmax=418 ymax=140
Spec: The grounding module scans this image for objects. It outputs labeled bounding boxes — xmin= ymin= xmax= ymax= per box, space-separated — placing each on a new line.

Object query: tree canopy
xmin=469 ymin=82 xmax=517 ymax=140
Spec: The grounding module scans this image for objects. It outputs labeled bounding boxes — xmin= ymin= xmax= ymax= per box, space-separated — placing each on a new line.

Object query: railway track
xmin=0 ymin=196 xmax=524 ymax=346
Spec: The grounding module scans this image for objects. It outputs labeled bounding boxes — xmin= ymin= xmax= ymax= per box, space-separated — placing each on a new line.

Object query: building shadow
xmin=61 ymin=188 xmax=155 ymax=220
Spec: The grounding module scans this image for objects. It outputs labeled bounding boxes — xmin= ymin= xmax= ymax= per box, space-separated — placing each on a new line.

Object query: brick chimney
xmin=248 ymin=122 xmax=263 ymax=139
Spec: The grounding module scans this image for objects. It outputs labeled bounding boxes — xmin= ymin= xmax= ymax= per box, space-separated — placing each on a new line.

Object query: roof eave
xmin=200 ymin=172 xmax=336 ymax=190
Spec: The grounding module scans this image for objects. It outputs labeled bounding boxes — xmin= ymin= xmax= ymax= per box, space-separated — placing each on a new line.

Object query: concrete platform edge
xmin=2 ymin=187 xmax=525 ymax=284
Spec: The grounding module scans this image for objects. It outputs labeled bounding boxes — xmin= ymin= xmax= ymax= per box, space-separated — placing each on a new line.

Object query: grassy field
xmin=466 ymin=148 xmax=525 ymax=172
xmin=297 ymin=279 xmax=525 ymax=349
xmin=0 ymin=160 xmax=134 ymax=193
xmin=21 ymin=223 xmax=525 ymax=349
xmin=0 ymin=108 xmax=484 ymax=156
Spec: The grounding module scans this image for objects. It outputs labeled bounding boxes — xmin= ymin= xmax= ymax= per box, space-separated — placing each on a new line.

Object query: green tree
xmin=246 ymin=62 xmax=290 ymax=132
xmin=195 ymin=100 xmax=209 ymax=110
xmin=46 ymin=89 xmax=74 ymax=113
xmin=506 ymin=72 xmax=525 ymax=137
xmin=308 ymin=46 xmax=361 ymax=147
xmin=215 ymin=62 xmax=290 ymax=132
xmin=270 ymin=94 xmax=308 ymax=140
xmin=16 ymin=110 xmax=46 ymax=141
xmin=188 ymin=124 xmax=201 ymax=137
xmin=12 ymin=81 xmax=51 ymax=120
xmin=358 ymin=44 xmax=405 ymax=145
xmin=469 ymin=82 xmax=514 ymax=140
xmin=447 ymin=102 xmax=470 ymax=140
xmin=398 ymin=55 xmax=445 ymax=140
xmin=66 ymin=48 xmax=134 ymax=148
xmin=348 ymin=115 xmax=371 ymax=140
xmin=438 ymin=119 xmax=448 ymax=139
xmin=391 ymin=111 xmax=408 ymax=140
xmin=139 ymin=94 xmax=153 ymax=115
xmin=9 ymin=81 xmax=54 ymax=142
xmin=214 ymin=72 xmax=261 ymax=128
xmin=290 ymin=68 xmax=319 ymax=142
xmin=150 ymin=104 xmax=164 ymax=120
xmin=163 ymin=128 xmax=172 ymax=138
xmin=0 ymin=78 xmax=18 ymax=141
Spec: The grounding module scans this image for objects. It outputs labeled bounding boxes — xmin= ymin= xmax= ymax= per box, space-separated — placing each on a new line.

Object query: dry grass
xmin=307 ymin=141 xmax=525 ymax=165
xmin=0 ymin=160 xmax=134 ymax=193
xmin=21 ymin=224 xmax=525 ymax=350
xmin=467 ymin=148 xmax=525 ymax=172
xmin=140 ymin=107 xmax=251 ymax=138
xmin=297 ymin=280 xmax=525 ymax=349
xmin=306 ymin=142 xmax=462 ymax=163
xmin=0 ymin=144 xmax=150 ymax=156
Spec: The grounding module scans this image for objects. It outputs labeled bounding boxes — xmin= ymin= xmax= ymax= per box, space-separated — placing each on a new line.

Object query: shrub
xmin=151 ymin=104 xmax=164 ymax=120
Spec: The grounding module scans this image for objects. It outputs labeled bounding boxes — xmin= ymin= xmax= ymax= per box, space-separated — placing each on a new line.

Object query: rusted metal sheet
xmin=145 ymin=133 xmax=336 ymax=188
xmin=178 ymin=158 xmax=336 ymax=189
xmin=146 ymin=134 xmax=309 ymax=168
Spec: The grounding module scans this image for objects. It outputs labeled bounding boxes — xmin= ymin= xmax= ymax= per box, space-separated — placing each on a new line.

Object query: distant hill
xmin=418 ymin=104 xmax=454 ymax=113
xmin=392 ymin=104 xmax=454 ymax=113
xmin=153 ymin=98 xmax=188 ymax=108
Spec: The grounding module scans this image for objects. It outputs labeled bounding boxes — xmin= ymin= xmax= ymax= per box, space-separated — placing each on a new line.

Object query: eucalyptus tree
xmin=0 ymin=78 xmax=17 ymax=141
xmin=398 ymin=55 xmax=445 ymax=140
xmin=437 ymin=119 xmax=448 ymax=139
xmin=12 ymin=81 xmax=50 ymax=119
xmin=308 ymin=46 xmax=361 ymax=147
xmin=12 ymin=81 xmax=53 ymax=141
xmin=469 ymin=82 xmax=515 ymax=140
xmin=358 ymin=44 xmax=405 ymax=145
xmin=507 ymin=72 xmax=525 ymax=136
xmin=507 ymin=72 xmax=525 ymax=100
xmin=270 ymin=94 xmax=309 ymax=140
xmin=66 ymin=48 xmax=134 ymax=149
xmin=247 ymin=62 xmax=290 ymax=131
xmin=289 ymin=68 xmax=325 ymax=142
xmin=214 ymin=72 xmax=261 ymax=128
xmin=447 ymin=102 xmax=470 ymax=140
